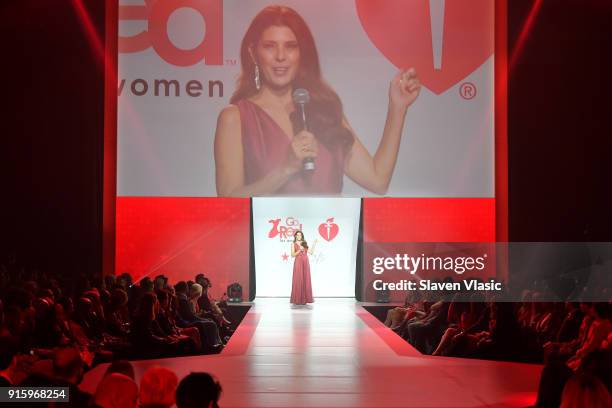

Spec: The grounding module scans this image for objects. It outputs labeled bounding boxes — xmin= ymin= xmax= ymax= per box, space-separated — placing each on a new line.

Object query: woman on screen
xmin=214 ymin=5 xmax=421 ymax=196
xmin=290 ymin=231 xmax=316 ymax=305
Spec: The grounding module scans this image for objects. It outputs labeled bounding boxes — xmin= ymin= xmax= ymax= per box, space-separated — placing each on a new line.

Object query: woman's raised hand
xmin=389 ymin=68 xmax=421 ymax=110
xmin=286 ymin=130 xmax=318 ymax=172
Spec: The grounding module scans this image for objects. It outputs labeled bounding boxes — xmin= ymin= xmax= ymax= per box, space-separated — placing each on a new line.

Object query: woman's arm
xmin=308 ymin=239 xmax=318 ymax=255
xmin=344 ymin=69 xmax=421 ymax=195
xmin=291 ymin=243 xmax=300 ymax=257
xmin=214 ymin=106 xmax=317 ymax=196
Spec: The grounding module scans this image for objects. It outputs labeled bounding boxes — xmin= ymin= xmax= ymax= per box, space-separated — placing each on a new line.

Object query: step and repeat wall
xmin=252 ymin=198 xmax=360 ymax=297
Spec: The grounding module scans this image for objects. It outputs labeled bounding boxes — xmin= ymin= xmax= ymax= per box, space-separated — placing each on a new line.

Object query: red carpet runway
xmin=81 ymin=298 xmax=542 ymax=407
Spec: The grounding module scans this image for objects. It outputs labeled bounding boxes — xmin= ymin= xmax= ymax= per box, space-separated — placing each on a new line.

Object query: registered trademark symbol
xmin=460 ymin=82 xmax=477 ymax=100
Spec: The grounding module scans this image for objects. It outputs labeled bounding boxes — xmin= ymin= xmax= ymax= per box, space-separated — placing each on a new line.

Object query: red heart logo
xmin=319 ymin=218 xmax=339 ymax=241
xmin=355 ymin=0 xmax=494 ymax=94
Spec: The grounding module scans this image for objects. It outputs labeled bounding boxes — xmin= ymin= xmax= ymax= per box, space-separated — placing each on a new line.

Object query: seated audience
xmin=131 ymin=293 xmax=188 ymax=358
xmin=384 ymin=290 xmax=422 ymax=329
xmin=402 ymin=294 xmax=450 ymax=354
xmin=106 ymin=288 xmax=130 ymax=337
xmin=543 ymin=303 xmax=594 ymax=363
xmin=196 ymin=275 xmax=231 ymax=327
xmin=567 ymin=303 xmax=612 ymax=370
xmin=175 ymin=281 xmax=223 ymax=353
xmin=156 ymin=289 xmax=201 ymax=352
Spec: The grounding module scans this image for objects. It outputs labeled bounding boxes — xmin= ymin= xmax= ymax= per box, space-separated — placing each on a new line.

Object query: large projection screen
xmin=115 ymin=0 xmax=496 ymax=198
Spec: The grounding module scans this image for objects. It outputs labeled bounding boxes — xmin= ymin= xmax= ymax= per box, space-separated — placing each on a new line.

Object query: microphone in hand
xmin=292 ymin=88 xmax=314 ymax=171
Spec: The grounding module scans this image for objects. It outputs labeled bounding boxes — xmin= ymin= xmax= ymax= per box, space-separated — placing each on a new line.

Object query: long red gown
xmin=290 ymin=242 xmax=314 ymax=305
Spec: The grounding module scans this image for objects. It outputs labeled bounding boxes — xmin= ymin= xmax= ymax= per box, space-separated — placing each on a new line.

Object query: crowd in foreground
xmin=3 ymin=351 xmax=220 ymax=407
xmin=384 ymin=290 xmax=612 ymax=407
xmin=0 ymin=253 xmax=237 ymax=375
xmin=2 ymin=254 xmax=611 ymax=407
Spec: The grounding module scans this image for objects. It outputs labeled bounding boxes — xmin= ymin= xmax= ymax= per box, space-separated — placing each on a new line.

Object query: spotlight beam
xmin=510 ymin=0 xmax=545 ymax=72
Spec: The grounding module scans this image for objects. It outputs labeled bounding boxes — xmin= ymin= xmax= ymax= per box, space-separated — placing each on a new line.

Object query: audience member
xmin=567 ymin=303 xmax=612 ymax=370
xmin=139 ymin=366 xmax=179 ymax=408
xmin=175 ymin=372 xmax=222 ymax=408
xmin=532 ymin=360 xmax=573 ymax=408
xmin=560 ymin=373 xmax=611 ymax=408
xmin=104 ymin=359 xmax=135 ymax=380
xmin=175 ymin=282 xmax=223 ymax=353
xmin=91 ymin=372 xmax=139 ymax=408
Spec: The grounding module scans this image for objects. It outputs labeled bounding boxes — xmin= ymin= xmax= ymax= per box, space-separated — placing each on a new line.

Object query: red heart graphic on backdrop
xmin=319 ymin=218 xmax=339 ymax=242
xmin=355 ymin=0 xmax=494 ymax=94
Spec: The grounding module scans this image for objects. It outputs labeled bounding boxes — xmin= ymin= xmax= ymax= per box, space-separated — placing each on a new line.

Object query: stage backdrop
xmin=115 ymin=197 xmax=250 ymax=298
xmin=253 ymin=198 xmax=360 ymax=297
xmin=362 ymin=198 xmax=497 ymax=302
xmin=116 ymin=0 xmax=495 ymax=197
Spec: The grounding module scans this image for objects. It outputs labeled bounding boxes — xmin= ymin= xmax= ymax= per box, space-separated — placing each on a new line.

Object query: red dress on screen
xmin=290 ymin=242 xmax=314 ymax=305
xmin=236 ymin=99 xmax=345 ymax=195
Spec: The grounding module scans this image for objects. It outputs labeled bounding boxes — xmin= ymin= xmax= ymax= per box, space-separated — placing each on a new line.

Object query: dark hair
xmin=175 ymin=372 xmax=222 ymax=408
xmin=104 ymin=360 xmax=135 ymax=380
xmin=175 ymin=281 xmax=188 ymax=294
xmin=593 ymin=303 xmax=609 ymax=319
xmin=104 ymin=274 xmax=116 ymax=288
xmin=230 ymin=5 xmax=353 ymax=153
xmin=119 ymin=272 xmax=133 ymax=286
xmin=140 ymin=277 xmax=154 ymax=292
xmin=293 ymin=230 xmax=308 ymax=249
xmin=154 ymin=275 xmax=168 ymax=289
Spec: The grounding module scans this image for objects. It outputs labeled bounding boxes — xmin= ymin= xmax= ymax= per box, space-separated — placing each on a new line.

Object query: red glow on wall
xmin=509 ymin=0 xmax=544 ymax=72
xmin=116 ymin=197 xmax=250 ymax=298
xmin=364 ymin=198 xmax=496 ymax=243
xmin=71 ymin=0 xmax=105 ymax=67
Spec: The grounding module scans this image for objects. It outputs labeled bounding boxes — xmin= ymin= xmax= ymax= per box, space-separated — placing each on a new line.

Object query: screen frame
xmin=103 ymin=0 xmax=509 ymax=276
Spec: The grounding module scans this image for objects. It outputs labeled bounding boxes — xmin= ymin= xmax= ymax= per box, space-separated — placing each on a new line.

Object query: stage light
xmin=70 ymin=0 xmax=104 ymax=67
xmin=510 ymin=0 xmax=544 ymax=72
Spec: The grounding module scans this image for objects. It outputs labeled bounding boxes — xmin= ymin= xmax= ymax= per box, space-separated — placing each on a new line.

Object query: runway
xmin=80 ymin=298 xmax=542 ymax=407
